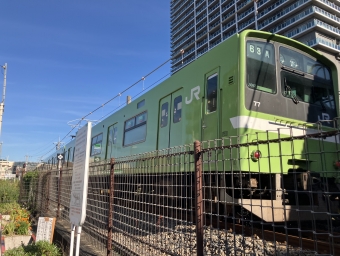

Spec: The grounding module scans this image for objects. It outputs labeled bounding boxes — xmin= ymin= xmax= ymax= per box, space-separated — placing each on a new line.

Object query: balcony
xmin=237 ymin=0 xmax=252 ymax=11
xmin=209 ymin=20 xmax=220 ymax=30
xmin=238 ymin=6 xmax=254 ymax=21
xmin=172 ymin=38 xmax=195 ymax=54
xmin=221 ymin=0 xmax=234 ymax=13
xmin=306 ymin=37 xmax=340 ymax=53
xmin=196 ymin=4 xmax=207 ymax=15
xmin=209 ymin=11 xmax=220 ymax=22
xmin=172 ymin=0 xmax=190 ymax=16
xmin=172 ymin=3 xmax=194 ymax=24
xmin=222 ymin=19 xmax=236 ymax=31
xmin=267 ymin=6 xmax=340 ymax=35
xmin=196 ymin=12 xmax=207 ymax=24
xmin=208 ymin=3 xmax=220 ymax=14
xmin=172 ymin=29 xmax=195 ymax=45
xmin=197 ymin=38 xmax=208 ymax=48
xmin=197 ymin=29 xmax=208 ymax=39
xmin=238 ymin=17 xmax=255 ymax=30
xmin=209 ymin=29 xmax=221 ymax=40
xmin=172 ymin=18 xmax=194 ymax=37
xmin=223 ymin=29 xmax=237 ymax=40
xmin=208 ymin=38 xmax=221 ymax=49
xmin=257 ymin=0 xmax=289 ymax=19
xmin=284 ymin=19 xmax=340 ymax=39
xmin=314 ymin=5 xmax=340 ymax=26
xmin=268 ymin=7 xmax=314 ymax=34
xmin=222 ymin=9 xmax=235 ymax=22
xmin=197 ymin=47 xmax=208 ymax=57
xmin=258 ymin=0 xmax=310 ymax=30
xmin=315 ymin=0 xmax=340 ymax=14
xmin=197 ymin=21 xmax=208 ymax=33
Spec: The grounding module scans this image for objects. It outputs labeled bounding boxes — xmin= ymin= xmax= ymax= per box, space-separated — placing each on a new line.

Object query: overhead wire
xmin=38 ymin=59 xmax=172 ymax=159
xmin=35 ymin=43 xmax=194 ymax=160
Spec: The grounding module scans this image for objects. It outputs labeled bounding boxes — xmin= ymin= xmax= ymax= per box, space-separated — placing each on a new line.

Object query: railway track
xmin=206 ymin=217 xmax=340 ymax=255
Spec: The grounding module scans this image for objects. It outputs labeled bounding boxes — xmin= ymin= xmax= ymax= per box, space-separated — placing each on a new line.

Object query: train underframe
xmin=216 ymin=170 xmax=340 ymax=222
xmin=83 ymin=169 xmax=340 ymax=225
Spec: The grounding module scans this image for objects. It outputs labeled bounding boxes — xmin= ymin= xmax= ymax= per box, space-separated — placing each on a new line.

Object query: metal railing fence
xmin=20 ymin=124 xmax=340 ymax=255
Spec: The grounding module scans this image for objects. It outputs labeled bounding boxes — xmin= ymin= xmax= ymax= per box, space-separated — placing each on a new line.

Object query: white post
xmin=0 ymin=63 xmax=7 ymax=164
xmin=75 ymin=226 xmax=82 ymax=256
xmin=69 ymin=224 xmax=75 ymax=256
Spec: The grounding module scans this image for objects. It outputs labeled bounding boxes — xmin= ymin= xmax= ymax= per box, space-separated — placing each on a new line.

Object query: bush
xmin=0 ymin=180 xmax=19 ymax=203
xmin=0 ymin=202 xmax=21 ymax=214
xmin=4 ymin=241 xmax=62 ymax=256
xmin=2 ymin=206 xmax=31 ymax=236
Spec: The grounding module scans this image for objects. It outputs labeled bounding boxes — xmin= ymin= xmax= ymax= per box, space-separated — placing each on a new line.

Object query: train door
xmin=202 ymin=69 xmax=220 ymax=142
xmin=106 ymin=123 xmax=118 ymax=159
xmin=157 ymin=89 xmax=183 ymax=149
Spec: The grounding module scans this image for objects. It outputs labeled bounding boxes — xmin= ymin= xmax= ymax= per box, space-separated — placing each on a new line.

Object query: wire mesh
xmin=20 ymin=125 xmax=340 ymax=255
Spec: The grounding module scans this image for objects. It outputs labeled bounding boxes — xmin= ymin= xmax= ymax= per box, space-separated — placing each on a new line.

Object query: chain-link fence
xmin=20 ymin=126 xmax=340 ymax=255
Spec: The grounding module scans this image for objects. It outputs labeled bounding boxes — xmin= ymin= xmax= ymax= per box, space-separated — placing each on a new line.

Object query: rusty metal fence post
xmin=44 ymin=172 xmax=51 ymax=215
xmin=56 ymin=168 xmax=63 ymax=218
xmin=107 ymin=158 xmax=115 ymax=256
xmin=194 ymin=141 xmax=203 ymax=256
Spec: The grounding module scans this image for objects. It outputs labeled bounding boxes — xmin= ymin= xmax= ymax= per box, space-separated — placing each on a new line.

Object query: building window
xmin=161 ymin=102 xmax=169 ymax=127
xmin=90 ymin=133 xmax=103 ymax=156
xmin=124 ymin=112 xmax=147 ymax=146
xmin=173 ymin=96 xmax=182 ymax=123
xmin=207 ymin=73 xmax=218 ymax=113
xmin=137 ymin=99 xmax=145 ymax=109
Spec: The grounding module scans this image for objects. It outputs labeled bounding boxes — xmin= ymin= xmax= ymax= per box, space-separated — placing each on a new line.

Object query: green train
xmin=45 ymin=30 xmax=340 ymax=222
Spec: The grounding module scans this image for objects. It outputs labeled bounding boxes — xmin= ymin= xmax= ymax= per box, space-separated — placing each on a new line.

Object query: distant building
xmin=0 ymin=160 xmax=15 ymax=179
xmin=170 ymin=0 xmax=340 ymax=75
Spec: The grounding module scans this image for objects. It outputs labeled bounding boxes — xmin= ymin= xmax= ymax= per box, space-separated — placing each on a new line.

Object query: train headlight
xmin=251 ymin=150 xmax=261 ymax=162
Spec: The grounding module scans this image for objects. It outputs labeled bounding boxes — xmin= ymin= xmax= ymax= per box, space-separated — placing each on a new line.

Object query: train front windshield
xmin=279 ymin=46 xmax=335 ymax=109
xmin=246 ymin=39 xmax=336 ymax=123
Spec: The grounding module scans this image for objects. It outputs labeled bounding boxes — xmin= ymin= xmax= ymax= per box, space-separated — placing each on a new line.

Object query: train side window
xmin=124 ymin=112 xmax=147 ymax=146
xmin=137 ymin=99 xmax=145 ymax=109
xmin=161 ymin=102 xmax=169 ymax=127
xmin=173 ymin=96 xmax=182 ymax=123
xmin=207 ymin=73 xmax=218 ymax=113
xmin=90 ymin=133 xmax=103 ymax=156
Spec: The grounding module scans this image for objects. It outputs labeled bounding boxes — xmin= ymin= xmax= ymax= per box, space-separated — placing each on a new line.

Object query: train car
xmin=44 ymin=30 xmax=340 ymax=222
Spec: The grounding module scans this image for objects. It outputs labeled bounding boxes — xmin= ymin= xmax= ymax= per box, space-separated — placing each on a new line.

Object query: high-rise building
xmin=170 ymin=0 xmax=340 ymax=75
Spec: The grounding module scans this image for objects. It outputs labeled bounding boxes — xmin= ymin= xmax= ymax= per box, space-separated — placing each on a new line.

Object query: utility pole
xmin=54 ymin=137 xmax=64 ymax=150
xmin=0 ymin=64 xmax=7 ymax=182
xmin=24 ymin=155 xmax=31 ymax=174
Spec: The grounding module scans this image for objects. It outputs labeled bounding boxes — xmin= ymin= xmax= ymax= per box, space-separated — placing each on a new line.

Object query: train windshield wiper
xmin=281 ymin=66 xmax=305 ymax=76
xmin=284 ymin=78 xmax=299 ymax=104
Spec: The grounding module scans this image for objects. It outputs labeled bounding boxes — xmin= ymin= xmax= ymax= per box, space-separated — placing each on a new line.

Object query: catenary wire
xmin=35 ymin=46 xmax=189 ymax=160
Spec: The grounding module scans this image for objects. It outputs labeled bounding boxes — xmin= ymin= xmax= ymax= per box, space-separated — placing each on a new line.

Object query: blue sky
xmin=0 ymin=1 xmax=171 ymax=162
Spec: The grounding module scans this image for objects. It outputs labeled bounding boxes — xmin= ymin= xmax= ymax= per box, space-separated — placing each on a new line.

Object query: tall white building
xmin=170 ymin=0 xmax=340 ymax=75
